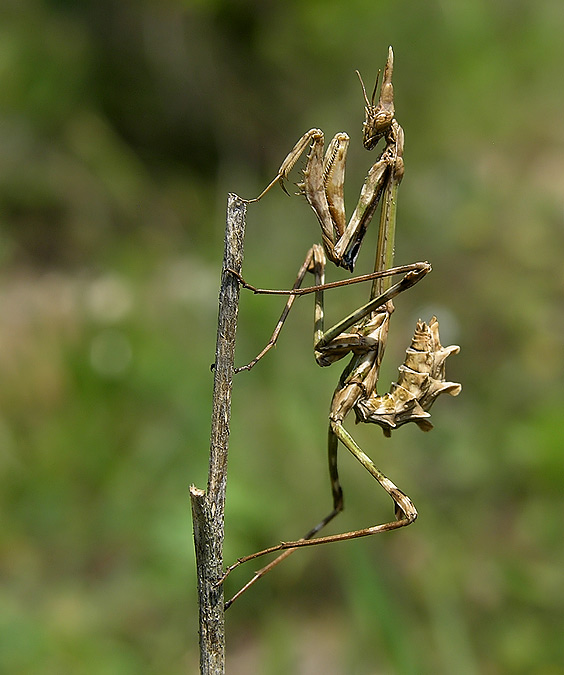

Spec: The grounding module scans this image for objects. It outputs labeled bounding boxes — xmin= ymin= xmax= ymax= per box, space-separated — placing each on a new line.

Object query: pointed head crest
xmin=357 ymin=46 xmax=396 ymax=150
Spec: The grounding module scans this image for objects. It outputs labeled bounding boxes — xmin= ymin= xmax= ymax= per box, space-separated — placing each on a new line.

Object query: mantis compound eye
xmin=375 ymin=110 xmax=393 ymax=127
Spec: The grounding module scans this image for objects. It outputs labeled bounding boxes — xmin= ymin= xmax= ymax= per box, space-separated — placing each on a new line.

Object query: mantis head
xmin=357 ymin=46 xmax=396 ymax=150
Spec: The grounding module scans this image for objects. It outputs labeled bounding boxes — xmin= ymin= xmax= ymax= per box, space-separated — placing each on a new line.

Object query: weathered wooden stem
xmin=190 ymin=194 xmax=246 ymax=674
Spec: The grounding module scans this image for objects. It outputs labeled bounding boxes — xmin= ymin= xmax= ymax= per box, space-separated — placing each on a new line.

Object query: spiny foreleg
xmin=245 ymin=128 xmax=325 ymax=203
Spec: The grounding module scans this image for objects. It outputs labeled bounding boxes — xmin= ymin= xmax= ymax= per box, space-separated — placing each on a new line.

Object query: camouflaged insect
xmin=223 ymin=47 xmax=461 ymax=609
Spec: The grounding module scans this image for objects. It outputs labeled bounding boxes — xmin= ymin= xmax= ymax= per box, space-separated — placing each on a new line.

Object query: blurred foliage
xmin=1 ymin=0 xmax=564 ymax=673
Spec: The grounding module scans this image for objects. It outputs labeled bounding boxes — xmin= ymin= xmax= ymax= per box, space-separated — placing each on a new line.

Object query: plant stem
xmin=190 ymin=193 xmax=246 ymax=674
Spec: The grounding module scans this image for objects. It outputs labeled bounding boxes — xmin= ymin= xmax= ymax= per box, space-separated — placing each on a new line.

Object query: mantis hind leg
xmin=222 ymin=420 xmax=416 ymax=610
xmin=331 ymin=421 xmax=417 ymax=525
xmin=222 ymin=426 xmax=344 ymax=610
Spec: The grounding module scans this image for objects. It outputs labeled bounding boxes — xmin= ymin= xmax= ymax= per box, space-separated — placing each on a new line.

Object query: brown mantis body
xmin=223 ymin=48 xmax=461 ymax=608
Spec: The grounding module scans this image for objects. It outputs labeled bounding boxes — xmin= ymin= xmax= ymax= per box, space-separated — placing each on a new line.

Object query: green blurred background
xmin=2 ymin=1 xmax=564 ymax=673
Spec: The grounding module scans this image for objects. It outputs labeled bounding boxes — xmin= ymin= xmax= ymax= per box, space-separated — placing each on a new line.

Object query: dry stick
xmin=190 ymin=194 xmax=246 ymax=675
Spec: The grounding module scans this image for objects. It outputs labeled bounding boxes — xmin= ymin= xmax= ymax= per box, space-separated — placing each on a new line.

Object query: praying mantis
xmin=223 ymin=47 xmax=461 ymax=609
